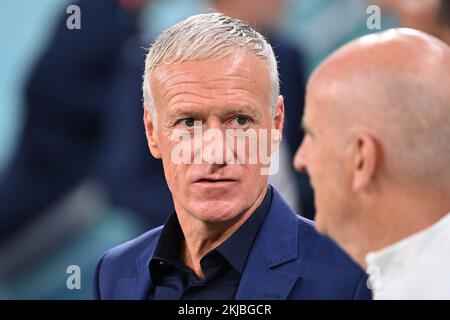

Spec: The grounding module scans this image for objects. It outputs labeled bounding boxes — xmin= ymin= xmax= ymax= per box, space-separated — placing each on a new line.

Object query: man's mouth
xmin=193 ymin=177 xmax=239 ymax=188
xmin=195 ymin=178 xmax=237 ymax=183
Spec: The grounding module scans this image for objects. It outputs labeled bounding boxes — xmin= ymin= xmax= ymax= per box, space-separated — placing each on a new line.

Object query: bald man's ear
xmin=143 ymin=108 xmax=161 ymax=159
xmin=350 ymin=133 xmax=378 ymax=192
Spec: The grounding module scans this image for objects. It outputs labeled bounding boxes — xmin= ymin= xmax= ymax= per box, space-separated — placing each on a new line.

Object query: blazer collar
xmin=235 ymin=187 xmax=301 ymax=299
xmin=114 ymin=233 xmax=160 ymax=299
xmin=114 ymin=186 xmax=301 ymax=300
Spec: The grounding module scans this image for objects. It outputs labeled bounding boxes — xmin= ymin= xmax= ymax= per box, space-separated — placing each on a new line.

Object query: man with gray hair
xmin=294 ymin=28 xmax=450 ymax=299
xmin=94 ymin=13 xmax=371 ymax=300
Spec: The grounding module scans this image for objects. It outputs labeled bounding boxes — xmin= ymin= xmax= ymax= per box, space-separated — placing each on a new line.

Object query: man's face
xmin=293 ymin=84 xmax=351 ymax=235
xmin=144 ymin=51 xmax=283 ymax=224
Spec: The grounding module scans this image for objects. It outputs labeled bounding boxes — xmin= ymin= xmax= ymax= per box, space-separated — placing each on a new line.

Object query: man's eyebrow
xmin=301 ymin=120 xmax=314 ymax=136
xmin=300 ymin=119 xmax=308 ymax=131
xmin=222 ymin=106 xmax=263 ymax=119
xmin=167 ymin=105 xmax=264 ymax=120
xmin=165 ymin=107 xmax=206 ymax=120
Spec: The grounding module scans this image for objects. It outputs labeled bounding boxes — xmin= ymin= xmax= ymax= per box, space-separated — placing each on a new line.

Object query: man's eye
xmin=179 ymin=118 xmax=197 ymax=128
xmin=232 ymin=115 xmax=251 ymax=127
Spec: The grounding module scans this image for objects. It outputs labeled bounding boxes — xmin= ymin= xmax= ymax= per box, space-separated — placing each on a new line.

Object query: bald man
xmin=294 ymin=28 xmax=450 ymax=299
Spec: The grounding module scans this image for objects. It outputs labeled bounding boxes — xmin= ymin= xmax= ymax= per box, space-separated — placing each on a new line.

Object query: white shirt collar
xmin=365 ymin=212 xmax=450 ymax=299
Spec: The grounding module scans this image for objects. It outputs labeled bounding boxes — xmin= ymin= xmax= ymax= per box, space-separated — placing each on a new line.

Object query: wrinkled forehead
xmin=151 ymin=50 xmax=268 ymax=85
xmin=149 ymin=52 xmax=272 ymax=111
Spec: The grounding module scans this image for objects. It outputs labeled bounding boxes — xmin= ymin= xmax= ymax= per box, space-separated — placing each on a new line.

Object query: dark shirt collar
xmin=150 ymin=185 xmax=273 ymax=278
xmin=215 ymin=186 xmax=272 ymax=273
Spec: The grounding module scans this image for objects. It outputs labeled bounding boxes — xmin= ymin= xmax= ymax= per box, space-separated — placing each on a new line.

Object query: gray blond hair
xmin=142 ymin=12 xmax=279 ymax=122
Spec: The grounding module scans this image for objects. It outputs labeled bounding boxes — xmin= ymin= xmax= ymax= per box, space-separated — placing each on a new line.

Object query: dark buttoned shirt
xmin=147 ymin=186 xmax=273 ymax=300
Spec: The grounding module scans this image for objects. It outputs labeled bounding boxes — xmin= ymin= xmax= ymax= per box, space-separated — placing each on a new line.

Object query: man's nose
xmin=200 ymin=125 xmax=233 ymax=165
xmin=293 ymin=142 xmax=308 ymax=173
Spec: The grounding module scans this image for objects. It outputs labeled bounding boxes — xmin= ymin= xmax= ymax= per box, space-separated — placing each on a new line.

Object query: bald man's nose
xmin=293 ymin=143 xmax=308 ymax=173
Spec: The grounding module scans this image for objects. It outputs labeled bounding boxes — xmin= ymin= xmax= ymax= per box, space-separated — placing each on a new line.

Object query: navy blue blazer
xmin=94 ymin=187 xmax=371 ymax=300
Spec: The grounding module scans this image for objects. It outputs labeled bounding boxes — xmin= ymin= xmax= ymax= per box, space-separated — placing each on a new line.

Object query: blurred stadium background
xmin=0 ymin=0 xmax=396 ymax=299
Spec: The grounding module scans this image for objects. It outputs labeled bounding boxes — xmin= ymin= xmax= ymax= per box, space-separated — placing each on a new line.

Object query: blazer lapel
xmin=114 ymin=235 xmax=160 ymax=300
xmin=113 ymin=187 xmax=302 ymax=300
xmin=114 ymin=273 xmax=151 ymax=300
xmin=235 ymin=187 xmax=302 ymax=299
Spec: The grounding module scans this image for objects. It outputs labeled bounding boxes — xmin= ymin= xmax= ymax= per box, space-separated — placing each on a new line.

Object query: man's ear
xmin=143 ymin=108 xmax=161 ymax=159
xmin=350 ymin=132 xmax=379 ymax=192
xmin=271 ymin=96 xmax=285 ymax=153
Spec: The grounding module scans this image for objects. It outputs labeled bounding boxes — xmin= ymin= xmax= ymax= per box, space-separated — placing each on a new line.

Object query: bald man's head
xmin=294 ymin=28 xmax=450 ymax=261
xmin=308 ymin=28 xmax=450 ymax=189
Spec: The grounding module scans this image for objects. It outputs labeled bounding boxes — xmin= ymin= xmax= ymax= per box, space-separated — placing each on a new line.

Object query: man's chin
xmin=190 ymin=181 xmax=240 ymax=198
xmin=189 ymin=200 xmax=245 ymax=224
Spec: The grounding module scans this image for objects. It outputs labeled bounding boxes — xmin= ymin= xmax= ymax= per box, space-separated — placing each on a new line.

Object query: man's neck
xmin=175 ymin=187 xmax=268 ymax=279
xmin=339 ymin=191 xmax=450 ymax=270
